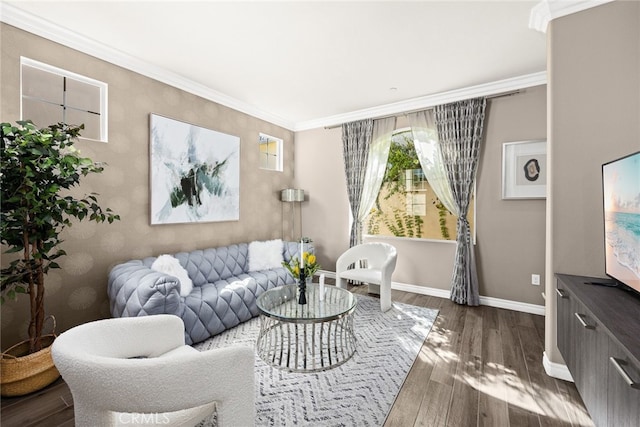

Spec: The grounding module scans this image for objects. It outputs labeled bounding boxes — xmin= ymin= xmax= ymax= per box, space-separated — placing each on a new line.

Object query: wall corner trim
xmin=529 ymin=0 xmax=616 ymax=33
xmin=543 ymin=351 xmax=574 ymax=382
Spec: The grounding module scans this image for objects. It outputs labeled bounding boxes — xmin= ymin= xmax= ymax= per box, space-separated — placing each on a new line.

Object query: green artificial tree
xmin=1 ymin=121 xmax=119 ymax=354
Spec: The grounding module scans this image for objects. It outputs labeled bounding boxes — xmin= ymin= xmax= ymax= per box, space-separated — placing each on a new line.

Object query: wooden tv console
xmin=555 ymin=274 xmax=640 ymax=427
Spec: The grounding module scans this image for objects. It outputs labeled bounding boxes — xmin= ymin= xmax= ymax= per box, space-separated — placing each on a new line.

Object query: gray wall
xmin=545 ymin=1 xmax=640 ymax=364
xmin=295 ymin=85 xmax=547 ymax=305
xmin=1 ymin=24 xmax=295 ymax=347
xmin=477 ymin=86 xmax=547 ymax=303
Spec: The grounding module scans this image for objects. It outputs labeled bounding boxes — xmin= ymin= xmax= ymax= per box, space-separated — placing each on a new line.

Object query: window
xmin=366 ymin=129 xmax=475 ymax=241
xmin=20 ymin=57 xmax=108 ymax=142
xmin=258 ymin=133 xmax=283 ymax=171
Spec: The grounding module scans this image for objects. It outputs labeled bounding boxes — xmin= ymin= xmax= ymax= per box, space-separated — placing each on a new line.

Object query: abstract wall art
xmin=150 ymin=114 xmax=240 ymax=224
xmin=502 ymin=140 xmax=547 ymax=200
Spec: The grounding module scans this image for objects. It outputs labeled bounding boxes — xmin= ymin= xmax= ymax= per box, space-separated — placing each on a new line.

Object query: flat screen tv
xmin=602 ymin=150 xmax=640 ymax=295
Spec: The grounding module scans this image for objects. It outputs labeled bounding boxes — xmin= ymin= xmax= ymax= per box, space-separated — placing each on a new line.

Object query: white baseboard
xmin=543 ymin=351 xmax=574 ymax=382
xmin=478 ymin=295 xmax=546 ymax=316
xmin=391 ymin=281 xmax=451 ymax=299
xmin=318 ymin=270 xmax=546 ymax=316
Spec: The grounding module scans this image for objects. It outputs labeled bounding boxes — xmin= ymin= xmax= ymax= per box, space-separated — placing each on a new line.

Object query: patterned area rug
xmin=195 ymin=294 xmax=438 ymax=427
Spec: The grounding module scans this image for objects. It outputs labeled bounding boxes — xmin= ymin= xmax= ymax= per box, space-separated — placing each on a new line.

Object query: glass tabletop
xmin=257 ymin=284 xmax=357 ymax=323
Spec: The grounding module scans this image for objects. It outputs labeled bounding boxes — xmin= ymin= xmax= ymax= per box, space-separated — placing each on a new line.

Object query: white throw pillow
xmin=248 ymin=239 xmax=284 ymax=272
xmin=151 ymin=255 xmax=194 ymax=297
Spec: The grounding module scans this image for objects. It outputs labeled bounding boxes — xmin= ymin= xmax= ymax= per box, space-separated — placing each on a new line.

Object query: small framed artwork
xmin=502 ymin=140 xmax=547 ymax=199
xmin=150 ymin=114 xmax=240 ymax=224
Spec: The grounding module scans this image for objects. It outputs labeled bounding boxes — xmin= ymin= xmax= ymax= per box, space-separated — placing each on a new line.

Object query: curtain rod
xmin=324 ymin=89 xmax=522 ymax=130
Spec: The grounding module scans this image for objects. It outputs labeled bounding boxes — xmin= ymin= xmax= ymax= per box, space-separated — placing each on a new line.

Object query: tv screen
xmin=602 ymin=151 xmax=640 ymax=294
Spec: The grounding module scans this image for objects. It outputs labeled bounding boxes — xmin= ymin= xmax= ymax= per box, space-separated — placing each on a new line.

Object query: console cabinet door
xmin=556 ymin=282 xmax=575 ymax=372
xmin=573 ymin=308 xmax=609 ymax=426
xmin=608 ymin=343 xmax=640 ymax=427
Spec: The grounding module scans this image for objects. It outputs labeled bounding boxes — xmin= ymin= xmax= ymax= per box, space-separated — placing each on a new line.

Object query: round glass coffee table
xmin=256 ymin=284 xmax=357 ymax=372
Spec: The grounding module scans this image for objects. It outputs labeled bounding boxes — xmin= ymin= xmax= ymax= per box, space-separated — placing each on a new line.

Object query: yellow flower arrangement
xmin=283 ymin=251 xmax=320 ymax=279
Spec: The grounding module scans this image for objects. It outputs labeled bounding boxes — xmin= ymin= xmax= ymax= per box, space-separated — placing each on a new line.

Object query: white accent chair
xmin=51 ymin=315 xmax=255 ymax=427
xmin=336 ymin=242 xmax=398 ymax=312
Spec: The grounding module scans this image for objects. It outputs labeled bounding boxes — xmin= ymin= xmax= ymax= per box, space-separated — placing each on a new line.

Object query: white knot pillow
xmin=248 ymin=239 xmax=284 ymax=272
xmin=151 ymin=255 xmax=194 ymax=297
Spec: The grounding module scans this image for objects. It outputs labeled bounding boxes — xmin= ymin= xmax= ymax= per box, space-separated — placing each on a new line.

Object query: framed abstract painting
xmin=502 ymin=140 xmax=547 ymax=200
xmin=150 ymin=114 xmax=240 ymax=224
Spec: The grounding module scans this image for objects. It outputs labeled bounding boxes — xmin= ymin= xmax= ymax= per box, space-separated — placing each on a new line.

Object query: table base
xmin=256 ymin=315 xmax=356 ymax=372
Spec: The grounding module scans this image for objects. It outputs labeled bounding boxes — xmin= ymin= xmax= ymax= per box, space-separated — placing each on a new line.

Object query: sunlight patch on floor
xmin=456 ymin=361 xmax=582 ymax=425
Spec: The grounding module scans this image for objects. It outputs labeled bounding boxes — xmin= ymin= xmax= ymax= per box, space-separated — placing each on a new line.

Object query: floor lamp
xmin=281 ymin=189 xmax=305 ymax=241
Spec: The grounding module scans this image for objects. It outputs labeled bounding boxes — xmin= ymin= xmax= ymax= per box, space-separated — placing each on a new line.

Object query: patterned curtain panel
xmin=342 ymin=119 xmax=374 ymax=247
xmin=435 ymin=97 xmax=487 ymax=306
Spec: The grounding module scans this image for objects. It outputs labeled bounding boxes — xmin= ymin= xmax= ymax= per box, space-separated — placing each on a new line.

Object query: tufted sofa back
xmin=180 ymin=244 xmax=248 ymax=286
xmin=141 ymin=241 xmax=301 ymax=287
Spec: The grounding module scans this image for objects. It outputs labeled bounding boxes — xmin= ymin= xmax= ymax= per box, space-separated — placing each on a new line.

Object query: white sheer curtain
xmin=357 ymin=117 xmax=397 ymax=240
xmin=407 ymin=111 xmax=457 ymax=215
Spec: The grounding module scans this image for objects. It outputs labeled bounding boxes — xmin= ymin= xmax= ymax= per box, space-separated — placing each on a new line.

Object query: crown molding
xmin=294 ymin=71 xmax=547 ymax=131
xmin=529 ymin=0 xmax=616 ymax=33
xmin=0 ymin=2 xmax=296 ymax=130
xmin=1 ymin=2 xmax=548 ymax=133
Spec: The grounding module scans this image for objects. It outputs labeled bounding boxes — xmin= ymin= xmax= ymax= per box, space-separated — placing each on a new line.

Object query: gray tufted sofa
xmin=108 ymin=241 xmax=301 ymax=344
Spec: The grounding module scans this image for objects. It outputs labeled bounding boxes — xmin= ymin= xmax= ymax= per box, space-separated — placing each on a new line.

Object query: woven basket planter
xmin=1 ymin=335 xmax=60 ymax=397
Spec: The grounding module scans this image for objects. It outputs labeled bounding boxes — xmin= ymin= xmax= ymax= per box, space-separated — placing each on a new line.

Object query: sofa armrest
xmin=108 ymin=260 xmax=183 ymax=318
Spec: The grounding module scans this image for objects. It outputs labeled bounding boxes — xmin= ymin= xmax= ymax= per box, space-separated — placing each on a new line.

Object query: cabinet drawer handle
xmin=574 ymin=313 xmax=595 ymax=329
xmin=610 ymin=357 xmax=640 ymax=390
xmin=556 ymin=288 xmax=568 ymax=298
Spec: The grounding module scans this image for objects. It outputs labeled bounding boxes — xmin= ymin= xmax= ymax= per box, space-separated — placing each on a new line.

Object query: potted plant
xmin=0 ymin=120 xmax=119 ymax=396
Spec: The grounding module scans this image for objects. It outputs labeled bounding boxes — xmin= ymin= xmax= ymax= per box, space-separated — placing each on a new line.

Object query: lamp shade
xmin=281 ymin=189 xmax=305 ymax=202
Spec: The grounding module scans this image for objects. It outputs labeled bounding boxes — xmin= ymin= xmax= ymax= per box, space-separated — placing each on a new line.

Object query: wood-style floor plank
xmin=508 ymin=405 xmax=543 ymax=427
xmin=518 ymin=325 xmax=572 ymax=427
xmin=385 ymin=344 xmax=437 ymax=426
xmin=497 ymin=308 xmax=544 ymax=426
xmin=1 ymin=379 xmax=73 ymax=427
xmin=459 ymin=308 xmax=483 ymax=357
xmin=554 ymin=377 xmax=596 ymax=427
xmin=1 ymin=285 xmax=594 ymax=427
xmin=446 ymin=350 xmax=481 ymax=427
xmin=414 ymin=380 xmax=451 ymax=427
xmin=478 ymin=328 xmax=509 ymax=427
xmin=480 ymin=305 xmax=499 ymax=331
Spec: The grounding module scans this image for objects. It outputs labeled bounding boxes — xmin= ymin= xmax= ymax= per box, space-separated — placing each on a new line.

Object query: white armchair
xmin=336 ymin=242 xmax=398 ymax=312
xmin=51 ymin=315 xmax=255 ymax=427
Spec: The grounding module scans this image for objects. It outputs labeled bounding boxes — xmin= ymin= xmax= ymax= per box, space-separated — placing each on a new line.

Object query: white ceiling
xmin=4 ymin=1 xmax=551 ymax=130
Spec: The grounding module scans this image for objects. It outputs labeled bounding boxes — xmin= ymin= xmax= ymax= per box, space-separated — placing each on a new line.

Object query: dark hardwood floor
xmin=378 ymin=288 xmax=594 ymax=427
xmin=1 ymin=286 xmax=594 ymax=427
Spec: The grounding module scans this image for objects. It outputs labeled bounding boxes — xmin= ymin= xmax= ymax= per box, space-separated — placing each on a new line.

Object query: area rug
xmin=194 ymin=295 xmax=438 ymax=427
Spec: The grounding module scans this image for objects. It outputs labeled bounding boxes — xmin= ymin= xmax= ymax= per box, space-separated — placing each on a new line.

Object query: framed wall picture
xmin=150 ymin=114 xmax=240 ymax=224
xmin=502 ymin=140 xmax=547 ymax=199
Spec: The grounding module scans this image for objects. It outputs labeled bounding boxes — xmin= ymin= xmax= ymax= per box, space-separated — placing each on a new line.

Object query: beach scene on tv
xmin=603 ymin=152 xmax=640 ymax=293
